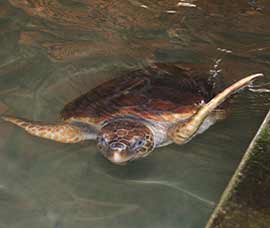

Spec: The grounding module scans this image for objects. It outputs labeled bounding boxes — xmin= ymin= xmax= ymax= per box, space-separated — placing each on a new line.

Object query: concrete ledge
xmin=206 ymin=109 xmax=270 ymax=228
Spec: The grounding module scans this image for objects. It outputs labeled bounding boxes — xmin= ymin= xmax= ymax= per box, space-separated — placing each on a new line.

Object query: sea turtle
xmin=2 ymin=64 xmax=262 ymax=165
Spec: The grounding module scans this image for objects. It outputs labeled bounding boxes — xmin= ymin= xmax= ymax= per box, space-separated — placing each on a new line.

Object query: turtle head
xmin=97 ymin=119 xmax=155 ymax=165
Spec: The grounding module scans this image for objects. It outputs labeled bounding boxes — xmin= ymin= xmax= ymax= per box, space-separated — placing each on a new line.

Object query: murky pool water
xmin=0 ymin=0 xmax=270 ymax=227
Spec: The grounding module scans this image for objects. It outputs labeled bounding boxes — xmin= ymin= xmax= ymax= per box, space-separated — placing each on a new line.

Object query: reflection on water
xmin=0 ymin=0 xmax=270 ymax=227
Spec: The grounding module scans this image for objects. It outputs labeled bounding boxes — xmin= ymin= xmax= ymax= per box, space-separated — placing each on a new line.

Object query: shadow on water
xmin=0 ymin=0 xmax=270 ymax=227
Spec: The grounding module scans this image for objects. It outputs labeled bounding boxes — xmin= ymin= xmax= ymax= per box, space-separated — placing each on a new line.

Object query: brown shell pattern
xmin=61 ymin=63 xmax=215 ymax=124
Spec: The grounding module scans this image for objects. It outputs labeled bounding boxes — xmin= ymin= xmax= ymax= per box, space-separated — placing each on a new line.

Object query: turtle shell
xmin=61 ymin=63 xmax=217 ymax=125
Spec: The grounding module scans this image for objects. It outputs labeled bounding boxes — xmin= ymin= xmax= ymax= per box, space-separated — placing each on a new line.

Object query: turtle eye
xmin=98 ymin=136 xmax=107 ymax=146
xmin=133 ymin=139 xmax=145 ymax=149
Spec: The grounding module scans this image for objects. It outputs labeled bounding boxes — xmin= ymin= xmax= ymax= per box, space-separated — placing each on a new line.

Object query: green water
xmin=0 ymin=0 xmax=270 ymax=227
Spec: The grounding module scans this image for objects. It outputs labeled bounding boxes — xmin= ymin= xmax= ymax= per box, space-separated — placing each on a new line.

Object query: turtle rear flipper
xmin=2 ymin=116 xmax=97 ymax=143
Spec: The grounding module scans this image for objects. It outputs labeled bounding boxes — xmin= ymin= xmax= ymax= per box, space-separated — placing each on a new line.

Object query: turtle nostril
xmin=110 ymin=142 xmax=127 ymax=151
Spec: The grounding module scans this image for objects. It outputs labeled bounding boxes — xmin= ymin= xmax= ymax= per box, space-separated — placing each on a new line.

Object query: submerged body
xmin=2 ymin=63 xmax=262 ymax=164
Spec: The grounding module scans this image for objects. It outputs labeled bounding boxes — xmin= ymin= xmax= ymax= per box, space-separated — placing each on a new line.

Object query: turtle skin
xmin=61 ymin=63 xmax=220 ymax=126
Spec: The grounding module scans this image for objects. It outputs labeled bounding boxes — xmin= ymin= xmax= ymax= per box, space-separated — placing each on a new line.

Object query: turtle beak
xmin=108 ymin=151 xmax=129 ymax=164
xmin=104 ymin=149 xmax=134 ymax=165
xmin=99 ymin=141 xmax=131 ymax=165
xmin=112 ymin=152 xmax=123 ymax=162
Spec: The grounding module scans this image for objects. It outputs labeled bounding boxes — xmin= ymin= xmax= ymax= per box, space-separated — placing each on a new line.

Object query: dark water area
xmin=0 ymin=0 xmax=270 ymax=227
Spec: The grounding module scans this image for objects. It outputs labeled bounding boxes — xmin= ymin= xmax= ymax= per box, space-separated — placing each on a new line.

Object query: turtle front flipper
xmin=168 ymin=73 xmax=263 ymax=144
xmin=2 ymin=116 xmax=97 ymax=143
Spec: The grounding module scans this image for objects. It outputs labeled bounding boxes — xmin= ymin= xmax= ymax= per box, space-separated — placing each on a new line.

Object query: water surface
xmin=0 ymin=0 xmax=270 ymax=227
